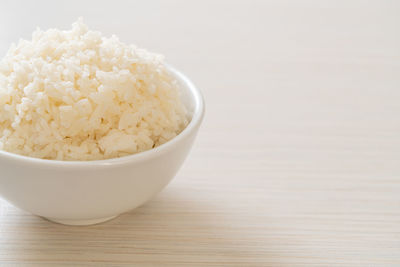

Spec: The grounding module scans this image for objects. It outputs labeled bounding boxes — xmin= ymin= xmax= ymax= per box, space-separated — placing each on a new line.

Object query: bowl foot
xmin=44 ymin=215 xmax=118 ymax=226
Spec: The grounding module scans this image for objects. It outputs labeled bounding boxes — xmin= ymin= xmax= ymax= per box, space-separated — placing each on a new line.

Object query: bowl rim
xmin=0 ymin=65 xmax=205 ymax=168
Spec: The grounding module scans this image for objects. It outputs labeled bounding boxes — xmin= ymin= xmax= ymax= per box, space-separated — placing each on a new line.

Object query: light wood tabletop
xmin=0 ymin=0 xmax=399 ymax=266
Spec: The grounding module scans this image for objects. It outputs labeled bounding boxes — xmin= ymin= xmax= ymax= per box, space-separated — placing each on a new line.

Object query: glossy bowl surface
xmin=0 ymin=66 xmax=205 ymax=225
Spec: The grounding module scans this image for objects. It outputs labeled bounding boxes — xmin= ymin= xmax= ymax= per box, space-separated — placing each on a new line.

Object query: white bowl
xmin=0 ymin=66 xmax=205 ymax=225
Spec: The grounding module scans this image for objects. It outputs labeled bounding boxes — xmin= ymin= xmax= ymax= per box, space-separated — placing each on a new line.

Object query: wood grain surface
xmin=0 ymin=0 xmax=399 ymax=266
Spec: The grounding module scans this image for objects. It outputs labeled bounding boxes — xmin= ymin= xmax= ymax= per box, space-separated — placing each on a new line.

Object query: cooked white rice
xmin=0 ymin=19 xmax=188 ymax=160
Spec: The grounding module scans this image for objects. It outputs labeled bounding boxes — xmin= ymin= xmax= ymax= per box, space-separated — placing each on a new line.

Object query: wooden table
xmin=0 ymin=1 xmax=399 ymax=266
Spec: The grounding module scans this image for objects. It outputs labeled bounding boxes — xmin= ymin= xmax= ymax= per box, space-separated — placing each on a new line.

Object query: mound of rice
xmin=0 ymin=19 xmax=188 ymax=160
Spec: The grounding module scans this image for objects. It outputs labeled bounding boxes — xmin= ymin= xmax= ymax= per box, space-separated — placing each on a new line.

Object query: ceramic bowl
xmin=0 ymin=65 xmax=204 ymax=225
